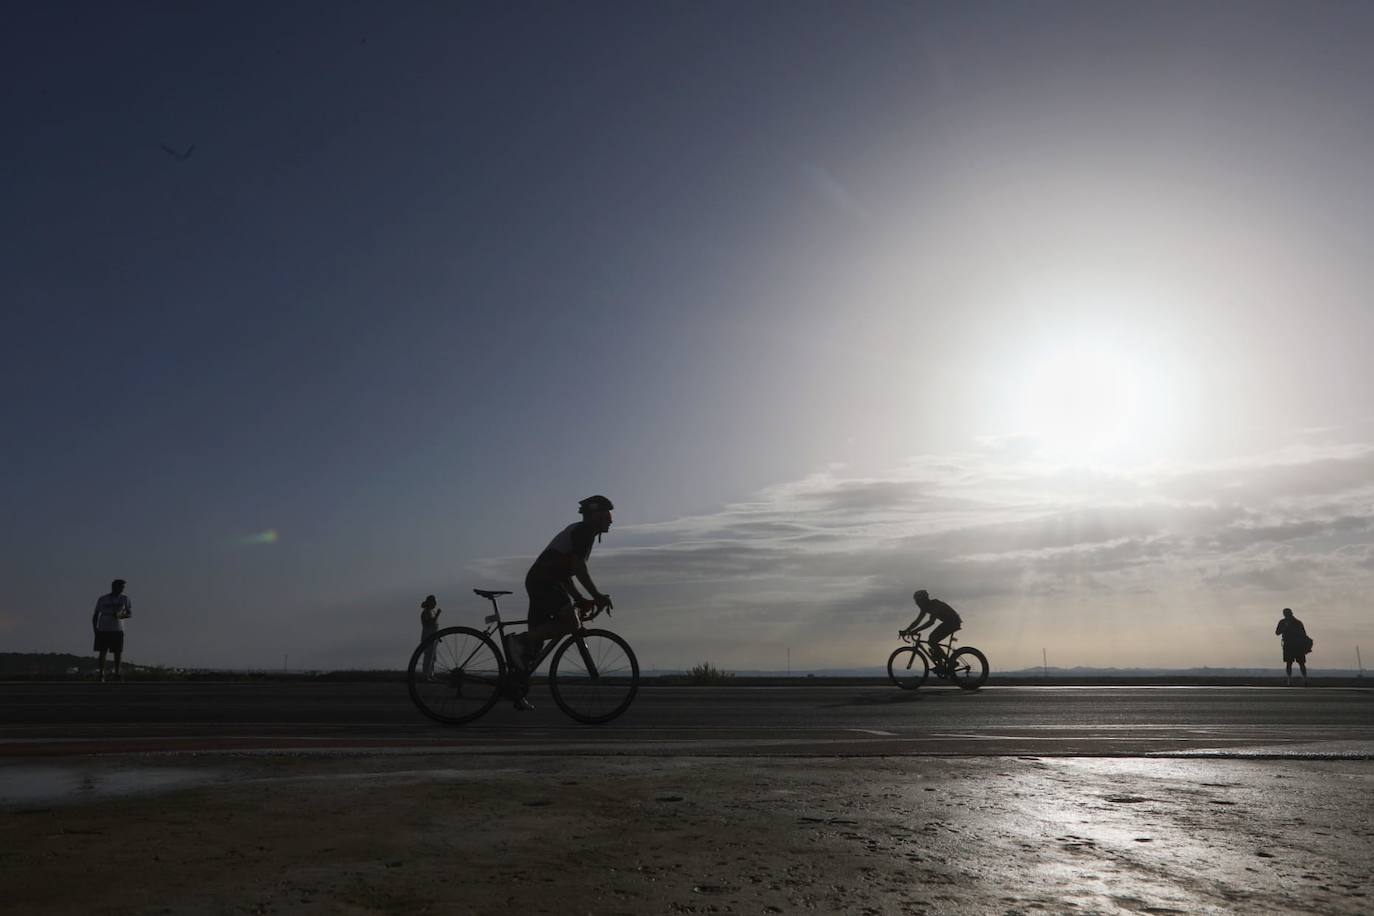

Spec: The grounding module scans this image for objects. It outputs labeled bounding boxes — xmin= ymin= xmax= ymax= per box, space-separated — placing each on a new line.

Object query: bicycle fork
xmin=572 ymin=632 xmax=601 ymax=678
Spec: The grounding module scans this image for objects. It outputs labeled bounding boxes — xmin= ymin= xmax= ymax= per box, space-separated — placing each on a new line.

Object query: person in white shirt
xmin=91 ymin=578 xmax=132 ymax=682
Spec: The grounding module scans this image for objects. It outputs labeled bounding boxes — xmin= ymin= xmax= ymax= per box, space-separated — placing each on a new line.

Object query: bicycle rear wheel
xmin=948 ymin=646 xmax=989 ymax=691
xmin=408 ymin=626 xmax=505 ymax=724
xmin=549 ymin=628 xmax=640 ymax=724
xmin=887 ymin=645 xmax=929 ymax=690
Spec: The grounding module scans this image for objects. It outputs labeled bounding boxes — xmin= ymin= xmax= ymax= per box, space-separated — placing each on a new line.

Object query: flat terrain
xmin=1 ymin=682 xmax=1371 ymax=757
xmin=2 ymin=684 xmax=1371 ymax=915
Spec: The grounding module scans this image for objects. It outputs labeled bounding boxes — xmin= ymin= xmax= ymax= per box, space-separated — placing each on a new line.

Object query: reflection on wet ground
xmin=0 ymin=765 xmax=223 ymax=804
xmin=3 ymin=754 xmax=1370 ymax=913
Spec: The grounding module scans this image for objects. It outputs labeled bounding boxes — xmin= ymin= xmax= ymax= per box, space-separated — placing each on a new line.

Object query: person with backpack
xmin=1275 ymin=607 xmax=1312 ymax=686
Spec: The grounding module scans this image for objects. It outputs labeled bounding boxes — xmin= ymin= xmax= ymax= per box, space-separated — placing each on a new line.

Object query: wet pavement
xmin=0 ymin=763 xmax=220 ymax=804
xmin=1 ymin=753 xmax=1370 ymax=914
xmin=3 ymin=684 xmax=1371 ymax=913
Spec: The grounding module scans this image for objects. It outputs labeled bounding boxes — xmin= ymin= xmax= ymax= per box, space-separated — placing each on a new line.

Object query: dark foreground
xmin=2 ymin=754 xmax=1371 ymax=915
xmin=2 ymin=685 xmax=1371 ymax=915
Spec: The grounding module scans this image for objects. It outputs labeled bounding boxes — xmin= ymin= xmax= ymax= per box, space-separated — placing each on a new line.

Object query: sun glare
xmin=1009 ymin=339 xmax=1169 ymax=462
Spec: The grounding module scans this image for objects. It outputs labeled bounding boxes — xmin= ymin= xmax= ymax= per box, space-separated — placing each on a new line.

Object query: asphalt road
xmin=3 ymin=682 xmax=1371 ymax=757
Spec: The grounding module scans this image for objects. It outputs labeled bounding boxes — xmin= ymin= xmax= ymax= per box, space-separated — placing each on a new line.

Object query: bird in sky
xmin=160 ymin=143 xmax=196 ymax=161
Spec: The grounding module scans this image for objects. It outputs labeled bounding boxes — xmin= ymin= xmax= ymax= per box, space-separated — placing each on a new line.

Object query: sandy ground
xmin=2 ymin=754 xmax=1371 ymax=915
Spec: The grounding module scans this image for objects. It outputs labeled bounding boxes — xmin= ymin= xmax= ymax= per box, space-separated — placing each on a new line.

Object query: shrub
xmin=687 ymin=662 xmax=735 ymax=685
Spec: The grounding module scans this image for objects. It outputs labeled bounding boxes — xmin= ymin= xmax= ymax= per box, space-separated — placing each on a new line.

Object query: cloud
xmin=466 ymin=438 xmax=1374 ymax=668
xmin=801 ymin=163 xmax=869 ymax=218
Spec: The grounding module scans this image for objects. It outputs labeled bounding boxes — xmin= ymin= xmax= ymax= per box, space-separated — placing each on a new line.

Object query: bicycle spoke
xmin=408 ymin=627 xmax=504 ymax=724
xmin=887 ymin=645 xmax=928 ymax=689
xmin=949 ymin=647 xmax=990 ymax=690
xmin=550 ymin=630 xmax=639 ymax=724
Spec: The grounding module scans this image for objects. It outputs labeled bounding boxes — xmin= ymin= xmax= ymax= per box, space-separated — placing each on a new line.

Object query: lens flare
xmin=238 ymin=530 xmax=279 ymax=545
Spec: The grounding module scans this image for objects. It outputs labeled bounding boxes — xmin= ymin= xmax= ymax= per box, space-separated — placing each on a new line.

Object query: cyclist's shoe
xmin=513 ymin=696 xmax=535 ymax=712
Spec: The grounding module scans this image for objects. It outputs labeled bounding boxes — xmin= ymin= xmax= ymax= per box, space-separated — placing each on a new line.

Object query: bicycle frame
xmin=901 ymin=630 xmax=960 ymax=664
xmin=409 ymin=589 xmax=640 ymax=725
xmin=476 ymin=592 xmax=608 ymax=678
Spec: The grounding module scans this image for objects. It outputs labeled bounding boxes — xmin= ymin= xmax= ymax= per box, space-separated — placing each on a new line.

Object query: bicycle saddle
xmin=473 ymin=588 xmax=512 ymax=599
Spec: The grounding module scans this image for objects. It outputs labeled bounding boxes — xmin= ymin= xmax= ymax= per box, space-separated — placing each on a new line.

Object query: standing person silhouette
xmin=1275 ymin=607 xmax=1311 ymax=686
xmin=419 ymin=595 xmax=442 ymax=679
xmin=509 ymin=495 xmax=615 ymax=711
xmin=91 ymin=578 xmax=132 ymax=682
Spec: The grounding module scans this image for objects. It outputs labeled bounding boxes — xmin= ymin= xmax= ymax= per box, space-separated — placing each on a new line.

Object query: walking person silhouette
xmin=1275 ymin=607 xmax=1312 ymax=686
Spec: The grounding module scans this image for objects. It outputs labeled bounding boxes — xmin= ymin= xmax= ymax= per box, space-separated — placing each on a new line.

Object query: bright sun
xmin=1011 ymin=340 xmax=1168 ymax=461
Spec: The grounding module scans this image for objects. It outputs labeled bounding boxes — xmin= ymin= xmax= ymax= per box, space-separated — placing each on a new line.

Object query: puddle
xmin=0 ymin=765 xmax=221 ymax=805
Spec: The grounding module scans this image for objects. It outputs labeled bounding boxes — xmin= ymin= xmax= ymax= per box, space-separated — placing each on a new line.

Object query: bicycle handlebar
xmin=579 ymin=594 xmax=613 ymax=623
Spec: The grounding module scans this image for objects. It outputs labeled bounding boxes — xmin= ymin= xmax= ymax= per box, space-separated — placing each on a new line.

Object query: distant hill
xmin=996 ymin=665 xmax=1365 ymax=678
xmin=655 ymin=664 xmax=1368 ymax=678
xmin=1 ymin=653 xmax=1365 ymax=681
xmin=0 ymin=652 xmax=102 ymax=676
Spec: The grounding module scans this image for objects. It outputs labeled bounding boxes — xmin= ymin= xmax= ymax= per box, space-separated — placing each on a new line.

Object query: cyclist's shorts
xmin=525 ymin=573 xmax=572 ymax=628
xmin=928 ymin=617 xmax=961 ymax=644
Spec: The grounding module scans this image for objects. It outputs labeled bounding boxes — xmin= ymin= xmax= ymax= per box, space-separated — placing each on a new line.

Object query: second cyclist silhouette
xmin=506 ymin=495 xmax=616 ymax=710
xmin=900 ymin=589 xmax=962 ymax=673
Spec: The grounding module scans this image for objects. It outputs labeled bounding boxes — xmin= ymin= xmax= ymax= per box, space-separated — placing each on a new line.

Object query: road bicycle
xmin=887 ymin=630 xmax=989 ymax=691
xmin=407 ymin=588 xmax=640 ymax=725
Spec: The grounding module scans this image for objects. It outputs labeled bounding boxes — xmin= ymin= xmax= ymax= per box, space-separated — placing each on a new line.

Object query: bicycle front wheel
xmin=549 ymin=629 xmax=640 ymax=724
xmin=887 ymin=645 xmax=929 ymax=690
xmin=408 ymin=626 xmax=505 ymax=724
xmin=948 ymin=646 xmax=989 ymax=691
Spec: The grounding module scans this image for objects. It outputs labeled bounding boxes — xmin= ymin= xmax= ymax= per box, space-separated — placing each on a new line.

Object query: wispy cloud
xmin=802 ymin=162 xmax=869 ymax=218
xmin=473 ymin=439 xmax=1374 ymax=668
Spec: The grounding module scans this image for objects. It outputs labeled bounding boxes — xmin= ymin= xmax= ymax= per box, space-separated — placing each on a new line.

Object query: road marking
xmin=848 ymin=728 xmax=898 ymax=736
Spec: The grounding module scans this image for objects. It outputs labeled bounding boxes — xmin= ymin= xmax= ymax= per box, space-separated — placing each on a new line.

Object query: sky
xmin=4 ymin=1 xmax=1373 ymax=673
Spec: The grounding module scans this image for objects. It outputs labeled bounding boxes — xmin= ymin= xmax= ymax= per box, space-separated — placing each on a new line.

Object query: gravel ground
xmin=2 ymin=754 xmax=1371 ymax=915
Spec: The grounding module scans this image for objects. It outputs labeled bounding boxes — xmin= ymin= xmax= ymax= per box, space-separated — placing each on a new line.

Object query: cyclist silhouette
xmin=900 ymin=589 xmax=962 ymax=670
xmin=507 ymin=495 xmax=615 ymax=710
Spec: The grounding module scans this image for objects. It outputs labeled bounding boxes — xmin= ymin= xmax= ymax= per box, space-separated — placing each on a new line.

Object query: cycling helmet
xmin=913 ymin=589 xmax=929 ymax=602
xmin=578 ymin=495 xmax=615 ymax=514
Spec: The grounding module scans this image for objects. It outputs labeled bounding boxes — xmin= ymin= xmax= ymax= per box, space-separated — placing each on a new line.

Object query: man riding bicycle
xmin=900 ymin=589 xmax=962 ymax=671
xmin=507 ymin=495 xmax=615 ymax=710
